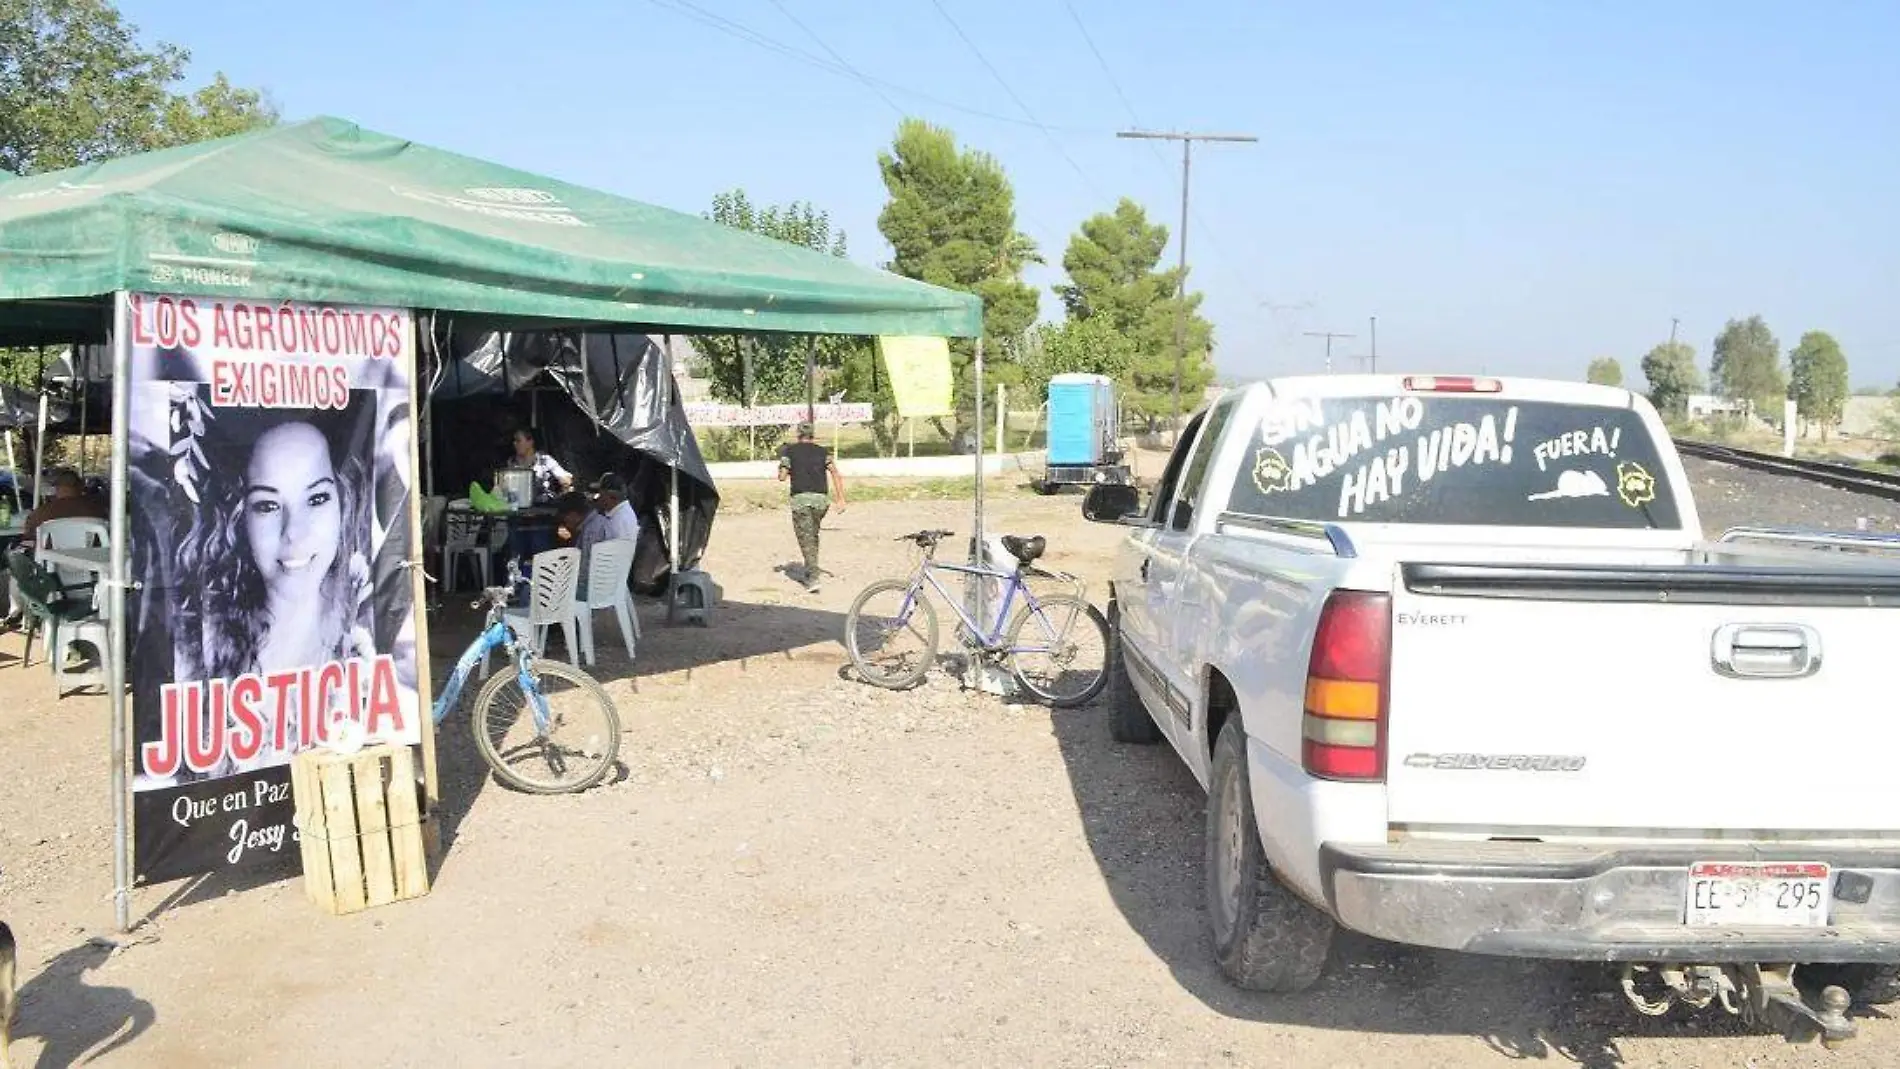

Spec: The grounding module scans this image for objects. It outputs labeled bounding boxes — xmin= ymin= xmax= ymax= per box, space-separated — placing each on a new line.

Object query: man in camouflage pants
xmin=777 ymin=423 xmax=848 ymax=593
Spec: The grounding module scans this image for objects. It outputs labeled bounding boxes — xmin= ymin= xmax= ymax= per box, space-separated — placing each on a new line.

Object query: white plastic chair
xmin=441 ymin=501 xmax=491 ymax=593
xmin=482 ymin=547 xmax=580 ymax=679
xmin=37 ymin=516 xmax=108 ymax=594
xmin=573 ymin=538 xmax=638 ymax=666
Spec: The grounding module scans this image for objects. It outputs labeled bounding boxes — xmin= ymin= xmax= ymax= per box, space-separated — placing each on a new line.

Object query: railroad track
xmin=1674 ymin=439 xmax=1900 ymax=502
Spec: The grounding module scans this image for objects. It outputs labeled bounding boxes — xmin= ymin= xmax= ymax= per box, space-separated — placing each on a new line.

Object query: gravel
xmin=2 ymin=464 xmax=1897 ymax=1067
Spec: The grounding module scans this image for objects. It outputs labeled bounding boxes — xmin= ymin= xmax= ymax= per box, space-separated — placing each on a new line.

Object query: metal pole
xmin=664 ymin=336 xmax=681 ymax=621
xmin=1669 ymin=318 xmax=1680 ymax=346
xmin=805 ymin=336 xmax=818 ymax=426
xmin=4 ymin=431 xmax=20 ymax=516
xmin=1370 ymin=317 xmax=1378 ymax=375
xmin=1173 ymin=139 xmax=1190 ymax=441
xmin=1116 ymin=130 xmax=1258 ymax=441
xmin=108 ymin=293 xmax=133 ymax=932
xmin=972 ymin=337 xmax=986 ymax=638
xmin=33 ymin=392 xmax=47 ymax=507
xmin=1304 ymin=331 xmax=1356 ymax=374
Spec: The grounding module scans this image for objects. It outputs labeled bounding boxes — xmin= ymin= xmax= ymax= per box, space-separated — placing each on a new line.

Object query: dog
xmin=0 ymin=920 xmax=14 ymax=1069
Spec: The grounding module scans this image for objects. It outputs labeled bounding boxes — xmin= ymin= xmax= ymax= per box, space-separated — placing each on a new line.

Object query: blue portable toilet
xmin=1042 ymin=373 xmax=1130 ymax=492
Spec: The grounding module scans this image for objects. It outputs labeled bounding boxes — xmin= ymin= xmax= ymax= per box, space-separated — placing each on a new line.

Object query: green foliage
xmin=692 ymin=188 xmax=866 ymax=406
xmin=876 ymin=118 xmax=1041 ymax=422
xmin=1584 ymin=357 xmax=1623 ymax=387
xmin=1640 ymin=340 xmax=1702 ymax=417
xmin=1787 ymin=329 xmax=1850 ymax=433
xmin=1054 ymin=198 xmax=1213 ymax=428
xmin=1709 ymin=315 xmax=1786 ymax=416
xmin=1021 ymin=318 xmax=1136 ymax=405
xmin=0 ymin=0 xmax=276 ymax=175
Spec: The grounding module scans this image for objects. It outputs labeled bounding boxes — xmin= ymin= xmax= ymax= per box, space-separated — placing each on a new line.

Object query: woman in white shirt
xmin=508 ymin=427 xmax=573 ymax=504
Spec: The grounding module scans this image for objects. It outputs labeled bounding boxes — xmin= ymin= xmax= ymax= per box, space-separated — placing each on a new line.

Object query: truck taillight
xmin=1403 ymin=375 xmax=1501 ymax=393
xmin=1301 ymin=590 xmax=1391 ymax=782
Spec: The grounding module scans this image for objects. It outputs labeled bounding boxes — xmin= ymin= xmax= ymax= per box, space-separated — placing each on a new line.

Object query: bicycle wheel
xmin=472 ymin=658 xmax=622 ymax=794
xmin=1007 ymin=593 xmax=1110 ymax=708
xmin=845 ymin=579 xmax=939 ymax=690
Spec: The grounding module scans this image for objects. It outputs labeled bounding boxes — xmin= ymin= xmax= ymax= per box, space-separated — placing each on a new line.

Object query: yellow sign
xmin=877 ymin=335 xmax=955 ymax=418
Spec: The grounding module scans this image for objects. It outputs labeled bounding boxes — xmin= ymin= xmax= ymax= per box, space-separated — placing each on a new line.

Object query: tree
xmin=1709 ymin=315 xmax=1786 ymax=417
xmin=0 ymin=0 xmax=277 ymax=175
xmin=1021 ymin=318 xmax=1136 ymax=404
xmin=1787 ymin=329 xmax=1850 ymax=438
xmin=1641 ymin=340 xmax=1702 ymax=418
xmin=1054 ymin=198 xmax=1214 ymax=429
xmin=876 ymin=119 xmax=1041 ymax=426
xmin=1585 ymin=357 xmax=1624 ymax=387
xmin=692 ymin=189 xmax=866 ymax=406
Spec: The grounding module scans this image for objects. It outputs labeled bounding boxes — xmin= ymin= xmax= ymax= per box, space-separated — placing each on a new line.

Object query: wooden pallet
xmin=290 ymin=744 xmax=431 ymax=915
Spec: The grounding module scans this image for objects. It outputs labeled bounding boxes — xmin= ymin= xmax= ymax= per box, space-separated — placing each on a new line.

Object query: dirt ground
xmin=3 ymin=460 xmax=1900 ymax=1067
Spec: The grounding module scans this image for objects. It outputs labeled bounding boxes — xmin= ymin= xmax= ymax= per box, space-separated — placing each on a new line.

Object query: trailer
xmin=1038 ymin=373 xmax=1131 ymax=493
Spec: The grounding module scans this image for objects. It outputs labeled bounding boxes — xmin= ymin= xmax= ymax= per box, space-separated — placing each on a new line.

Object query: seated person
xmin=24 ymin=467 xmax=108 ymax=542
xmin=555 ymin=490 xmax=609 ymax=599
xmin=591 ymin=472 xmax=640 ymax=544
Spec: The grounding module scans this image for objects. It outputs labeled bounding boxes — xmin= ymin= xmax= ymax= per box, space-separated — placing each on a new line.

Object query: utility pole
xmin=1369 ymin=316 xmax=1378 ymax=374
xmin=1304 ymin=330 xmax=1356 ymax=374
xmin=1669 ymin=317 xmax=1680 ymax=346
xmin=1118 ymin=129 xmax=1258 ymax=440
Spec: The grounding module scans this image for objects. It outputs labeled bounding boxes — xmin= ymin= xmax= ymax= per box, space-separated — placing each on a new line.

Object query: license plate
xmin=1684 ymin=862 xmax=1831 ymax=927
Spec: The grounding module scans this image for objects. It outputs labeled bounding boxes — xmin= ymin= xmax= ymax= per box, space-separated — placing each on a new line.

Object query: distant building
xmin=1685 ymin=393 xmax=1748 ymax=419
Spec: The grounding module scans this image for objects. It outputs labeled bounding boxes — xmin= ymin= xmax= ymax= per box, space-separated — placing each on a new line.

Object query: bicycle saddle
xmin=1001 ymin=534 xmax=1046 ymax=564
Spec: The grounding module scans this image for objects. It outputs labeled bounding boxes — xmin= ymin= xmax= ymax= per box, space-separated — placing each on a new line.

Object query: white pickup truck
xmin=1080 ymin=373 xmax=1900 ymax=1043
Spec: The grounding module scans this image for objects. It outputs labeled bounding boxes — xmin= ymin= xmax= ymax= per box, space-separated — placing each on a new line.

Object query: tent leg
xmin=107 ymin=293 xmax=133 ymax=933
xmin=664 ymin=336 xmax=682 ymax=626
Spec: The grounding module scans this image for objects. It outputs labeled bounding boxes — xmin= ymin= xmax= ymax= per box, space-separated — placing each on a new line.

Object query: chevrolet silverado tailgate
xmin=1384 ymin=561 xmax=1900 ymax=834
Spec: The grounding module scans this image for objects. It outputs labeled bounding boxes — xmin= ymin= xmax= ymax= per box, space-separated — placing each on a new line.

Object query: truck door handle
xmin=1711 ymin=623 xmax=1822 ymax=680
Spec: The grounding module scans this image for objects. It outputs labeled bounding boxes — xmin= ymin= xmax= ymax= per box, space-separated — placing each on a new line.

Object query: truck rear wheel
xmin=1107 ymin=605 xmax=1161 ymax=744
xmin=1206 ymin=716 xmax=1335 ymax=992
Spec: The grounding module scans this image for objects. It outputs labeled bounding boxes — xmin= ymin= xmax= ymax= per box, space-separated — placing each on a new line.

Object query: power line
xmin=643 ymin=0 xmax=1109 ymax=134
xmin=1118 ymin=129 xmax=1258 ymax=434
xmin=1053 ymin=0 xmax=1263 ymax=338
xmin=926 ymin=0 xmax=1103 ymax=198
xmin=762 ymin=0 xmax=903 ymax=117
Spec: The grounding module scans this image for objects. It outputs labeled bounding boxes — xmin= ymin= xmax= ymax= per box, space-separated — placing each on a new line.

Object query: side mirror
xmin=1082 ymin=482 xmax=1142 ymax=524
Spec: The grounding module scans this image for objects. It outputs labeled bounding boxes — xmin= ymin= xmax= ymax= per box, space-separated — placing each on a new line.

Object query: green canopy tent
xmin=0 ymin=117 xmax=991 ymax=932
xmin=0 ymin=116 xmax=980 ymax=342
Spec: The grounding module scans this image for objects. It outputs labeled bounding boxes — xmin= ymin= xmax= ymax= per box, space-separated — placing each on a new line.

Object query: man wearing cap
xmin=777 ymin=422 xmax=847 ymax=593
xmin=591 ymin=472 xmax=640 ymax=544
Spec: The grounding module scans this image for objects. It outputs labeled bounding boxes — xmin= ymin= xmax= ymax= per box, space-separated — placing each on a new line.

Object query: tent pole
xmin=4 ymin=431 xmax=20 ymax=516
xmin=805 ymin=335 xmax=817 ymax=426
xmin=107 ymin=293 xmax=133 ymax=933
xmin=33 ymin=392 xmax=47 ymax=507
xmin=78 ymin=350 xmax=90 ymax=476
xmin=971 ymin=337 xmax=986 ymax=640
xmin=665 ymin=336 xmax=681 ymax=622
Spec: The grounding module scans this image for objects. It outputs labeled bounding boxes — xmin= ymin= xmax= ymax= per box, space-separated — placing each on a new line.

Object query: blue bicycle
xmin=431 ymin=560 xmax=621 ymax=794
xmin=844 ymin=529 xmax=1110 ymax=707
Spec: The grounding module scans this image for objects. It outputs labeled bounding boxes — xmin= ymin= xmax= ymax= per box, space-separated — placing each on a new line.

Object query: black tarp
xmin=421 ymin=324 xmax=717 ymax=591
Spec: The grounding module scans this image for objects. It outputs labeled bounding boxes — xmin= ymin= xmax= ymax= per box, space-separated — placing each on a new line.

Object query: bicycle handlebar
xmin=895 ymin=529 xmax=956 ymax=545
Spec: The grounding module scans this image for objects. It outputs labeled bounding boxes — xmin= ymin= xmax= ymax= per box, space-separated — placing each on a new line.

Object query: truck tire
xmin=1107 ymin=605 xmax=1161 ymax=744
xmin=1206 ymin=716 xmax=1335 ymax=992
xmin=1804 ymin=963 xmax=1900 ymax=1006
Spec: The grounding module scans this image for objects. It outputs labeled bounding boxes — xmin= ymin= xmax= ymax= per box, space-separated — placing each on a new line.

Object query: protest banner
xmin=684 ymin=401 xmax=872 ymax=427
xmin=120 ymin=293 xmax=424 ymax=883
xmin=877 ymin=336 xmax=955 ymax=418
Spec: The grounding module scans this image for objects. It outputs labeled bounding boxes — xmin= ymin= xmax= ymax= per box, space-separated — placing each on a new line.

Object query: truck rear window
xmin=1228 ymin=395 xmax=1683 ymax=528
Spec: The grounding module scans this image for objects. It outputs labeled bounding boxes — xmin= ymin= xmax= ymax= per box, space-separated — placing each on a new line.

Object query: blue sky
xmin=120 ymin=0 xmax=1898 ymax=386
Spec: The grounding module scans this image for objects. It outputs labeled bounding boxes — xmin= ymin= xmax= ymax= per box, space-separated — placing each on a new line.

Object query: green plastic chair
xmin=6 ymin=550 xmax=97 ymax=670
